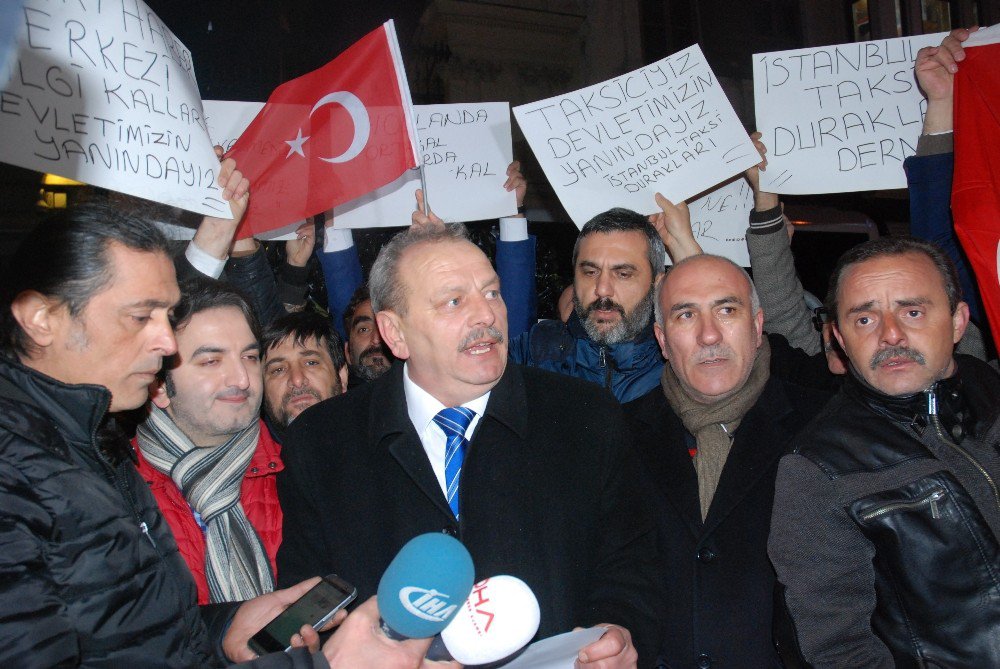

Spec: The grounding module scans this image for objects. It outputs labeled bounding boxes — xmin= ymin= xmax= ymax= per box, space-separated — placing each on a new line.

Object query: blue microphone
xmin=377 ymin=533 xmax=475 ymax=639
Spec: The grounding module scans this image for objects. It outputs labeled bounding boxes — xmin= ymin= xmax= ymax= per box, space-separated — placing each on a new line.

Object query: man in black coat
xmin=277 ymin=223 xmax=661 ymax=667
xmin=624 ymin=254 xmax=830 ymax=669
xmin=0 ymin=196 xmax=451 ymax=667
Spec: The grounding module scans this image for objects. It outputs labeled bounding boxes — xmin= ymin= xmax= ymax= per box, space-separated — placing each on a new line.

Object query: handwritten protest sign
xmin=332 ymin=102 xmax=516 ymax=228
xmin=0 ymin=0 xmax=226 ymax=216
xmin=512 ymin=44 xmax=759 ymax=228
xmin=753 ymin=33 xmax=945 ymax=194
xmin=681 ymin=177 xmax=753 ymax=266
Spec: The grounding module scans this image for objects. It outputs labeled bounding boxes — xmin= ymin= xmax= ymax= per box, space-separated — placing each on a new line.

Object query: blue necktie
xmin=432 ymin=407 xmax=475 ymax=518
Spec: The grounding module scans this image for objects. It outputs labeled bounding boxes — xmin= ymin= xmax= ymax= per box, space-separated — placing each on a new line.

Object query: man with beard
xmin=133 ymin=278 xmax=284 ymax=606
xmin=509 ymin=204 xmax=676 ymax=402
xmin=342 ymin=285 xmax=393 ymax=388
xmin=624 ymin=254 xmax=830 ymax=668
xmin=262 ymin=311 xmax=347 ymax=432
xmin=768 ymin=237 xmax=1000 ymax=667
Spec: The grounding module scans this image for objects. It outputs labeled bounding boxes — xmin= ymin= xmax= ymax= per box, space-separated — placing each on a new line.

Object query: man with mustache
xmin=133 ymin=278 xmax=285 ymax=605
xmin=278 ymin=223 xmax=662 ymax=667
xmin=624 ymin=254 xmax=830 ymax=668
xmin=510 ymin=196 xmax=697 ymax=402
xmin=768 ymin=236 xmax=1000 ymax=667
xmin=262 ymin=311 xmax=348 ymax=431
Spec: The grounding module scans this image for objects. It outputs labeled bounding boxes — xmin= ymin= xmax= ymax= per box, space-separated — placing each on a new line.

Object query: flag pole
xmin=419 ymin=165 xmax=429 ymax=215
xmin=384 ymin=19 xmax=424 ymax=217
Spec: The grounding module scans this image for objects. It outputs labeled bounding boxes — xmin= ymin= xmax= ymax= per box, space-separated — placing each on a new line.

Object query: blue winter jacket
xmin=508 ymin=311 xmax=664 ymax=403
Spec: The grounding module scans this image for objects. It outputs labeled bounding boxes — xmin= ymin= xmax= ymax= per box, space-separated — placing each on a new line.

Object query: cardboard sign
xmin=331 ymin=102 xmax=516 ymax=228
xmin=513 ymin=44 xmax=759 ymax=228
xmin=753 ymin=33 xmax=945 ymax=194
xmin=682 ymin=177 xmax=753 ymax=266
xmin=0 ymin=0 xmax=228 ymax=216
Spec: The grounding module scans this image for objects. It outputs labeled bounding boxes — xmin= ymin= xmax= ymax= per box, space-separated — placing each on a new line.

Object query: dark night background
xmin=2 ymin=0 xmax=997 ymax=316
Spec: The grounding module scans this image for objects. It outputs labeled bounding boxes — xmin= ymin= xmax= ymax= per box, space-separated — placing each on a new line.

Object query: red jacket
xmin=132 ymin=420 xmax=284 ymax=604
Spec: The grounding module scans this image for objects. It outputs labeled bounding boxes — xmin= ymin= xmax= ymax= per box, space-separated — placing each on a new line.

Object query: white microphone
xmin=435 ymin=575 xmax=541 ymax=666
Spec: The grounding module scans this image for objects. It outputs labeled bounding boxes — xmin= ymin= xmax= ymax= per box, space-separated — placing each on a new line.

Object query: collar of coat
xmin=370 ymin=360 xmax=530 ymax=445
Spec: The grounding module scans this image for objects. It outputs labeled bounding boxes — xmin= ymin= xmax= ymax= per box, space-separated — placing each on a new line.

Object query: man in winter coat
xmin=0 ymin=195 xmax=455 ymax=666
xmin=133 ymin=277 xmax=285 ymax=605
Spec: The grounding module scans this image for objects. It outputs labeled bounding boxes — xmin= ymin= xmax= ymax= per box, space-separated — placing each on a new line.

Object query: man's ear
xmin=150 ymin=378 xmax=170 ymax=409
xmin=338 ymin=364 xmax=348 ymax=394
xmin=952 ymin=301 xmax=970 ymax=344
xmin=754 ymin=308 xmax=765 ymax=347
xmin=832 ymin=320 xmax=847 ymax=353
xmin=343 ymin=339 xmax=351 ymax=360
xmin=653 ymin=321 xmax=670 ymax=361
xmin=376 ymin=310 xmax=409 ymax=360
xmin=9 ymin=291 xmax=62 ymax=350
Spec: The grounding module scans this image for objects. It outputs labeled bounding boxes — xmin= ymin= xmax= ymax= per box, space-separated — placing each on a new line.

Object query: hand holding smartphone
xmin=249 ymin=574 xmax=357 ymax=655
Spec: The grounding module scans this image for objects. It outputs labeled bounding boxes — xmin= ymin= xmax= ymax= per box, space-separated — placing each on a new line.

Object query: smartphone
xmin=249 ymin=574 xmax=357 ymax=655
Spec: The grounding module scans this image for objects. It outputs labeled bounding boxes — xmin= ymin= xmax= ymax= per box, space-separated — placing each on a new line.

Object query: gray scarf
xmin=136 ymin=405 xmax=274 ymax=602
xmin=661 ymin=338 xmax=771 ymax=521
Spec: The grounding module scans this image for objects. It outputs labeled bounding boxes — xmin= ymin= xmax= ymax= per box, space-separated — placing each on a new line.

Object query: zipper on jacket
xmin=926 ymin=388 xmax=1000 ymax=512
xmin=89 ymin=398 xmax=160 ymax=552
xmin=598 ymin=347 xmax=612 ymax=390
xmin=860 ymin=488 xmax=946 ymax=522
xmin=139 ymin=521 xmax=157 ymax=548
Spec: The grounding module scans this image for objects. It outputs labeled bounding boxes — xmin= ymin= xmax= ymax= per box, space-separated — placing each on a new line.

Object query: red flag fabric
xmin=228 ymin=21 xmax=418 ymax=237
xmin=952 ymin=41 xmax=1000 ymax=346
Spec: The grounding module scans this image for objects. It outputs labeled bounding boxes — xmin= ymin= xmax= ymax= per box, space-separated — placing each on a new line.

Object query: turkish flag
xmin=952 ymin=41 xmax=1000 ymax=346
xmin=228 ymin=20 xmax=419 ymax=237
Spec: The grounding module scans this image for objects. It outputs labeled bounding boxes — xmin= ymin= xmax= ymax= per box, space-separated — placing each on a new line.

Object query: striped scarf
xmin=136 ymin=405 xmax=274 ymax=602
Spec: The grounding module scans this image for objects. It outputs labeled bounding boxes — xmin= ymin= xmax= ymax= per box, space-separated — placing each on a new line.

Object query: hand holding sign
xmin=192 ymin=155 xmax=251 ymax=261
xmin=649 ymin=193 xmax=700 ymax=263
xmin=285 ymin=222 xmax=316 ymax=267
xmin=744 ymin=132 xmax=780 ymax=211
xmin=412 ymin=189 xmax=445 ymax=229
xmin=504 ymin=160 xmax=528 ymax=211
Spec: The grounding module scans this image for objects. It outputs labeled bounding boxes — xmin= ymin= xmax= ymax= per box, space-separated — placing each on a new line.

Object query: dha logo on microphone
xmin=398 ymin=587 xmax=459 ymax=622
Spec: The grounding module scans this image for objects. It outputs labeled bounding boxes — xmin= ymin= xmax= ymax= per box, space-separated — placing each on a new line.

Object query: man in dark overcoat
xmin=277 ymin=223 xmax=662 ymax=667
xmin=624 ymin=254 xmax=829 ymax=668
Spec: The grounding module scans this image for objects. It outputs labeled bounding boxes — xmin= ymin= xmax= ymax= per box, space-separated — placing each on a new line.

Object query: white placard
xmin=204 ymin=99 xmax=263 ymax=153
xmin=202 ymin=99 xmax=306 ymax=240
xmin=966 ymin=23 xmax=1000 ymax=47
xmin=500 ymin=627 xmax=606 ymax=668
xmin=682 ymin=176 xmax=753 ymax=266
xmin=0 ymin=0 xmax=228 ymax=217
xmin=513 ymin=44 xmax=759 ymax=229
xmin=753 ymin=33 xmax=945 ymax=194
xmin=331 ymin=102 xmax=516 ymax=228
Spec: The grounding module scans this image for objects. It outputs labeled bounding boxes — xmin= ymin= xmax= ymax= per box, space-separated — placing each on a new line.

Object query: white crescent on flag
xmin=311 ymin=91 xmax=371 ymax=164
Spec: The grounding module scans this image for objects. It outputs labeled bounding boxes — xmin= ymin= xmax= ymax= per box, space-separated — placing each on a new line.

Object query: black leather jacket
xmin=769 ymin=355 xmax=1000 ymax=669
xmin=0 ymin=354 xmax=222 ymax=667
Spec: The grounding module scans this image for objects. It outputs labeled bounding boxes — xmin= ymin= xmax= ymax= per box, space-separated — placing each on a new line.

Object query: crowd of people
xmin=0 ymin=27 xmax=997 ymax=669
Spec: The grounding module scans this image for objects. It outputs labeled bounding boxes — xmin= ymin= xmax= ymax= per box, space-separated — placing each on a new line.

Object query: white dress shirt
xmin=403 ymin=363 xmax=489 ymax=498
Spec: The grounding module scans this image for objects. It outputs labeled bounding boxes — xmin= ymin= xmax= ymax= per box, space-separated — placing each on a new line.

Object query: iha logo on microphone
xmin=398 ymin=587 xmax=459 ymax=622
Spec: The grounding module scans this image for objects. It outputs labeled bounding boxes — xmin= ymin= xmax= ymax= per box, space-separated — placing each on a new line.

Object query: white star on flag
xmin=285 ymin=129 xmax=309 ymax=158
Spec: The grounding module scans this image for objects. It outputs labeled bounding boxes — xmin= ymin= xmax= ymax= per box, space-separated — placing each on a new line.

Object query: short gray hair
xmin=572 ymin=208 xmax=666 ymax=277
xmin=654 ymin=254 xmax=760 ymax=326
xmin=369 ymin=223 xmax=471 ymax=315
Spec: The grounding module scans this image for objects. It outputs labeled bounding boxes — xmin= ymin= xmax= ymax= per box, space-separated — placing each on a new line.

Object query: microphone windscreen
xmin=441 ymin=575 xmax=541 ymax=665
xmin=377 ymin=533 xmax=475 ymax=639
